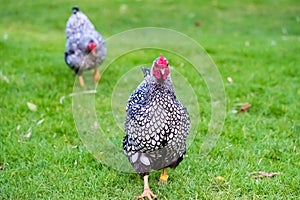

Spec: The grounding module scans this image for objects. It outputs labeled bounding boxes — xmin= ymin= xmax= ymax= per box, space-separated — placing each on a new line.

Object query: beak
xmin=160 ymin=69 xmax=165 ymax=76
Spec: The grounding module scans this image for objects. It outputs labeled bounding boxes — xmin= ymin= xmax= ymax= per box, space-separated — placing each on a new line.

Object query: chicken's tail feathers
xmin=64 ymin=52 xmax=70 ymax=66
xmin=64 ymin=52 xmax=74 ymax=69
xmin=72 ymin=6 xmax=80 ymax=14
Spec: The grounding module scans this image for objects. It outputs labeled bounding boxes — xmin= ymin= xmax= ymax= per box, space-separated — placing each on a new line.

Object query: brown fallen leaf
xmin=0 ymin=162 xmax=5 ymax=170
xmin=250 ymin=171 xmax=282 ymax=178
xmin=239 ymin=103 xmax=251 ymax=113
xmin=194 ymin=20 xmax=202 ymax=27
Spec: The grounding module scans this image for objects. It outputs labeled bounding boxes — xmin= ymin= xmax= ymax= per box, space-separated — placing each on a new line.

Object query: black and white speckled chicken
xmin=64 ymin=7 xmax=106 ymax=87
xmin=123 ymin=55 xmax=190 ymax=199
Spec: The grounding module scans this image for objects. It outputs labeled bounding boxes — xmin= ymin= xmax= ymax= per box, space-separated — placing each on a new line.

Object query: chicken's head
xmin=87 ymin=40 xmax=97 ymax=56
xmin=152 ymin=54 xmax=170 ymax=80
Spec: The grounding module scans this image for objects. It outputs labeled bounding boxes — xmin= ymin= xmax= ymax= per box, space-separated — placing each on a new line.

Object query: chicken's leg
xmin=159 ymin=168 xmax=169 ymax=184
xmin=93 ymin=68 xmax=100 ymax=84
xmin=78 ymin=75 xmax=85 ymax=87
xmin=136 ymin=175 xmax=157 ymax=200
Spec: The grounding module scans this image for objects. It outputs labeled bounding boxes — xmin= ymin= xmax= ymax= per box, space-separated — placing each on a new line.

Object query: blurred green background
xmin=0 ymin=0 xmax=299 ymax=199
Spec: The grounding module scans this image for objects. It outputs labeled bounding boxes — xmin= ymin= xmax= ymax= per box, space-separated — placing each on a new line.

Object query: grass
xmin=0 ymin=0 xmax=299 ymax=199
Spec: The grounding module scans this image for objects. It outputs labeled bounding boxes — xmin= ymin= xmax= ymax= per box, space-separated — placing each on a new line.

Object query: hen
xmin=64 ymin=7 xmax=106 ymax=87
xmin=123 ymin=55 xmax=190 ymax=199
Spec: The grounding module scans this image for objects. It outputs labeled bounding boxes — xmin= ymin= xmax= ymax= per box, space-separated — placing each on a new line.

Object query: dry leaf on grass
xmin=27 ymin=102 xmax=37 ymax=112
xmin=239 ymin=103 xmax=251 ymax=113
xmin=227 ymin=76 xmax=233 ymax=84
xmin=250 ymin=171 xmax=282 ymax=178
xmin=208 ymin=175 xmax=231 ymax=191
xmin=18 ymin=127 xmax=33 ymax=142
xmin=0 ymin=162 xmax=6 ymax=170
xmin=231 ymin=109 xmax=238 ymax=114
xmin=74 ymin=160 xmax=78 ymax=166
xmin=215 ymin=176 xmax=225 ymax=181
xmin=231 ymin=102 xmax=251 ymax=114
xmin=0 ymin=71 xmax=10 ymax=83
xmin=93 ymin=121 xmax=99 ymax=129
xmin=59 ymin=96 xmax=65 ymax=104
xmin=36 ymin=119 xmax=44 ymax=125
xmin=194 ymin=20 xmax=202 ymax=27
xmin=24 ymin=128 xmax=32 ymax=138
xmin=60 ymin=90 xmax=97 ymax=104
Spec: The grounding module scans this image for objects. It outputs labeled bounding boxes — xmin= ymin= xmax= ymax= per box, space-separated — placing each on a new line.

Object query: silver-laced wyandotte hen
xmin=123 ymin=55 xmax=190 ymax=199
xmin=64 ymin=6 xmax=106 ymax=87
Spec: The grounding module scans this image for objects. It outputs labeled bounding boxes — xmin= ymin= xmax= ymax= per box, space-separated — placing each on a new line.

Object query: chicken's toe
xmin=135 ymin=188 xmax=157 ymax=200
xmin=158 ymin=175 xmax=169 ymax=185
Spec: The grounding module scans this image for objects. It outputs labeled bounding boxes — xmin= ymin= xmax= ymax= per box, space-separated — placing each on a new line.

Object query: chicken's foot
xmin=158 ymin=168 xmax=168 ymax=184
xmin=93 ymin=68 xmax=100 ymax=84
xmin=79 ymin=75 xmax=85 ymax=87
xmin=136 ymin=175 xmax=157 ymax=200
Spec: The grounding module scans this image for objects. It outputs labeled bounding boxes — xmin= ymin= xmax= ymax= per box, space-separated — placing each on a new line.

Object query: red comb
xmin=156 ymin=54 xmax=168 ymax=65
xmin=88 ymin=41 xmax=97 ymax=50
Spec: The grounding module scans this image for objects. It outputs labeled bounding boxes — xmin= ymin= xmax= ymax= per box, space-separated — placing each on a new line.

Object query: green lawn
xmin=1 ymin=0 xmax=299 ymax=199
